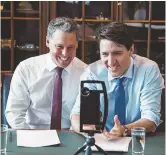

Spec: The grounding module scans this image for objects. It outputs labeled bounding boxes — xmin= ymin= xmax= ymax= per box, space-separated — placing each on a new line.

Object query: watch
xmin=122 ymin=125 xmax=129 ymax=137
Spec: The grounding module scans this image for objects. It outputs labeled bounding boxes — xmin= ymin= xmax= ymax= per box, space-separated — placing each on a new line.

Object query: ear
xmin=129 ymin=44 xmax=134 ymax=55
xmin=46 ymin=39 xmax=49 ymax=48
xmin=75 ymin=43 xmax=78 ymax=49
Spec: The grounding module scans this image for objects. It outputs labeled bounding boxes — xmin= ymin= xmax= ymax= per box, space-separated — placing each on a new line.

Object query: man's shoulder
xmin=72 ymin=57 xmax=88 ymax=69
xmin=15 ymin=54 xmax=49 ymax=74
xmin=86 ymin=59 xmax=106 ymax=78
xmin=133 ymin=54 xmax=158 ymax=68
xmin=88 ymin=59 xmax=103 ymax=70
xmin=20 ymin=53 xmax=48 ymax=67
xmin=133 ymin=54 xmax=161 ymax=80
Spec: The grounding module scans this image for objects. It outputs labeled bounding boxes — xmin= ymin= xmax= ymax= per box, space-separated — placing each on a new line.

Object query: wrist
xmin=121 ymin=125 xmax=130 ymax=137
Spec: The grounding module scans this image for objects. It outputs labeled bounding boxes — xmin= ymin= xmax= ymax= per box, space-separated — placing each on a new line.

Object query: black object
xmin=74 ymin=80 xmax=108 ymax=155
xmin=74 ymin=134 xmax=108 ymax=155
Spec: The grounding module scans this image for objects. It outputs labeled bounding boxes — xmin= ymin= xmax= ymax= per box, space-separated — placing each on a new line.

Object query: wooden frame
xmin=1 ymin=1 xmax=165 ymax=72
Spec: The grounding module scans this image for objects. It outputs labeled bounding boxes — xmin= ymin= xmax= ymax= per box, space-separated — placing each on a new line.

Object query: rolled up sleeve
xmin=140 ymin=63 xmax=164 ymax=126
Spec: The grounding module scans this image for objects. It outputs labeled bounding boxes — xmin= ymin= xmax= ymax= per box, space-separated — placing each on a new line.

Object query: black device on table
xmin=74 ymin=80 xmax=108 ymax=155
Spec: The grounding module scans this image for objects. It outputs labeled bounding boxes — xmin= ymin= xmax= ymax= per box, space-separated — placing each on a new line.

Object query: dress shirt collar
xmin=108 ymin=55 xmax=134 ymax=81
xmin=46 ymin=52 xmax=73 ymax=74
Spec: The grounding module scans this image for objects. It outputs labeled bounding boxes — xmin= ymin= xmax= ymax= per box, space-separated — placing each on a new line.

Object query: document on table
xmin=91 ymin=134 xmax=132 ymax=152
xmin=17 ymin=130 xmax=60 ymax=147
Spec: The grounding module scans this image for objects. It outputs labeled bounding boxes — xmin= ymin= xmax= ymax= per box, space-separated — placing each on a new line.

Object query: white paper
xmin=91 ymin=134 xmax=131 ymax=152
xmin=17 ymin=130 xmax=60 ymax=147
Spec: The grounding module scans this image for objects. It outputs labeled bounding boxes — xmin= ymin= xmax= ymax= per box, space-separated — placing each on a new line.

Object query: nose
xmin=62 ymin=48 xmax=68 ymax=57
xmin=108 ymin=55 xmax=115 ymax=67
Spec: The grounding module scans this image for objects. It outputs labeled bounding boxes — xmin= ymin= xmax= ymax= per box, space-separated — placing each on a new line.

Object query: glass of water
xmin=1 ymin=124 xmax=8 ymax=153
xmin=131 ymin=127 xmax=145 ymax=155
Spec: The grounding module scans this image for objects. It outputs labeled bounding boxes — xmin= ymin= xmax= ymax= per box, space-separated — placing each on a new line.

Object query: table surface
xmin=4 ymin=130 xmax=165 ymax=155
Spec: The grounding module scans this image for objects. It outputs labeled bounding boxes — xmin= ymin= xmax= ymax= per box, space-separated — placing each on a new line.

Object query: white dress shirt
xmin=5 ymin=53 xmax=87 ymax=129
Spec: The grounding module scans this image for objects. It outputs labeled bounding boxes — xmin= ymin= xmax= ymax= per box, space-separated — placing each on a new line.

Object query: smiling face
xmin=46 ymin=29 xmax=78 ymax=68
xmin=100 ymin=39 xmax=133 ymax=77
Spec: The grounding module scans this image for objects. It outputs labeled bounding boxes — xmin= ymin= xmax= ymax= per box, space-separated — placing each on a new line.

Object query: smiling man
xmin=5 ymin=17 xmax=87 ymax=129
xmin=71 ymin=22 xmax=164 ymax=138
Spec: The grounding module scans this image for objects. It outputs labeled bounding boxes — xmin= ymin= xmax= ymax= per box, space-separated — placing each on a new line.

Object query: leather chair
xmin=1 ymin=73 xmax=13 ymax=127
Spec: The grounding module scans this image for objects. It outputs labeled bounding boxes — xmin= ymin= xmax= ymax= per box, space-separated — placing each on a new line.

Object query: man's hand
xmin=83 ymin=124 xmax=96 ymax=131
xmin=103 ymin=115 xmax=125 ymax=140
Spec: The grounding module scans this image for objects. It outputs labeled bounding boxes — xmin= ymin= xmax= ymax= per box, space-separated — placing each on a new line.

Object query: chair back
xmin=1 ymin=73 xmax=13 ymax=127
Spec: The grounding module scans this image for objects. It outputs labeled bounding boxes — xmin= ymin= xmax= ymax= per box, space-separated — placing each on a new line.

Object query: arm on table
xmin=105 ymin=63 xmax=164 ymax=138
xmin=71 ymin=114 xmax=80 ymax=133
xmin=104 ymin=116 xmax=156 ymax=140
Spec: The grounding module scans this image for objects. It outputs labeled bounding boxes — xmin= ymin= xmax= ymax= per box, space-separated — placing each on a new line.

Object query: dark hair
xmin=46 ymin=17 xmax=79 ymax=41
xmin=96 ymin=22 xmax=133 ymax=50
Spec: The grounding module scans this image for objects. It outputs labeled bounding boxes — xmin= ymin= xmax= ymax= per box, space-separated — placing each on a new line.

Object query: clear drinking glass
xmin=1 ymin=124 xmax=8 ymax=153
xmin=131 ymin=127 xmax=145 ymax=155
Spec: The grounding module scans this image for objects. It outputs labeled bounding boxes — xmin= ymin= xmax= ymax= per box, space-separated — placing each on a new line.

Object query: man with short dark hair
xmin=5 ymin=17 xmax=87 ymax=129
xmin=71 ymin=22 xmax=164 ymax=138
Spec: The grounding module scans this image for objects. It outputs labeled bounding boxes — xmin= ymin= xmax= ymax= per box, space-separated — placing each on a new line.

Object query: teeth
xmin=60 ymin=57 xmax=68 ymax=61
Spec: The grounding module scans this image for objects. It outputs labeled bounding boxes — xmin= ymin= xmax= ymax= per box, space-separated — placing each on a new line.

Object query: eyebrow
xmin=112 ymin=50 xmax=123 ymax=53
xmin=101 ymin=50 xmax=123 ymax=54
xmin=56 ymin=44 xmax=75 ymax=47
